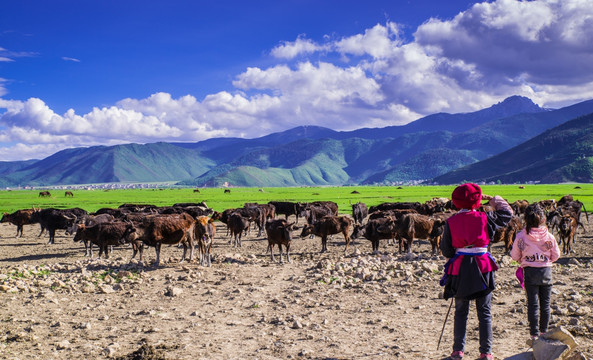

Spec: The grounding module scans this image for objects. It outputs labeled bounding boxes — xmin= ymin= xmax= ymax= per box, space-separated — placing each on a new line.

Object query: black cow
xmin=30 ymin=208 xmax=85 ymax=244
xmin=351 ymin=202 xmax=368 ymax=225
xmin=265 ymin=219 xmax=295 ymax=263
xmin=268 ymin=201 xmax=305 ymax=224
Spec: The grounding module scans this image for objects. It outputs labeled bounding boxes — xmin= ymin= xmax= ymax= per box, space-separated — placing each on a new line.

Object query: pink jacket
xmin=510 ymin=226 xmax=560 ymax=268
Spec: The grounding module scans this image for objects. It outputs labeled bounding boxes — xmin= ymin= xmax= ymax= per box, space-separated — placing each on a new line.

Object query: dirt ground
xmin=1 ymin=216 xmax=592 ymax=360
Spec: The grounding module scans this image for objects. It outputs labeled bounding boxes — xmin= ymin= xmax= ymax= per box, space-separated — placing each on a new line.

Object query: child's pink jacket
xmin=510 ymin=226 xmax=560 ymax=268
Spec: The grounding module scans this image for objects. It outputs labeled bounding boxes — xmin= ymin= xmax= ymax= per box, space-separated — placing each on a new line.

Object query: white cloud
xmin=61 ymin=57 xmax=80 ymax=62
xmin=3 ymin=0 xmax=593 ymax=161
xmin=271 ymin=37 xmax=328 ymax=59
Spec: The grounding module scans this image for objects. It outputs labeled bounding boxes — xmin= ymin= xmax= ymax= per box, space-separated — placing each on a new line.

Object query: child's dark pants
xmin=525 ymin=284 xmax=552 ymax=336
xmin=453 ymin=292 xmax=492 ymax=355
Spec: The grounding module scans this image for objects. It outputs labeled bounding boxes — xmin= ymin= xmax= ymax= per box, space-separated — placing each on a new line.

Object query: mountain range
xmin=1 ymin=95 xmax=593 ymax=188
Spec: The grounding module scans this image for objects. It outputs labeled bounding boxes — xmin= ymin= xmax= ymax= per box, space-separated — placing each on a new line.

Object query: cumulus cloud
xmin=271 ymin=37 xmax=328 ymax=59
xmin=414 ymin=0 xmax=593 ymax=86
xmin=3 ymin=0 xmax=593 ymax=161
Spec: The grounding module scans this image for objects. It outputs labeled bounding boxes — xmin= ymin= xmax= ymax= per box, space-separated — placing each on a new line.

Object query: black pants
xmin=453 ymin=292 xmax=492 ymax=354
xmin=525 ymin=284 xmax=552 ymax=336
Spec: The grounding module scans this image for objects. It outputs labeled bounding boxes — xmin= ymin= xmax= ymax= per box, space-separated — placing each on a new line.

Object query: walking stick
xmin=437 ymin=298 xmax=454 ymax=351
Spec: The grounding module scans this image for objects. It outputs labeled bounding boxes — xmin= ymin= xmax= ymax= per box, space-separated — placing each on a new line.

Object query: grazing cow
xmin=194 ymin=216 xmax=216 ymax=266
xmin=300 ymin=215 xmax=353 ymax=253
xmin=120 ymin=213 xmax=195 ymax=266
xmin=351 ymin=217 xmax=398 ymax=253
xmin=64 ymin=191 xmax=74 ymax=197
xmin=268 ymin=201 xmax=305 ymax=224
xmin=73 ymin=222 xmax=129 ymax=259
xmin=193 ymin=189 xmax=200 ymax=193
xmin=489 ymin=216 xmax=524 ymax=254
xmin=558 ymin=215 xmax=578 ymax=254
xmin=265 ymin=219 xmax=295 ymax=263
xmin=1 ymin=209 xmax=35 ymax=237
xmin=30 ymin=208 xmax=79 ymax=244
xmin=351 ymin=202 xmax=368 ymax=225
xmin=224 ymin=189 xmax=231 ymax=194
xmin=38 ymin=191 xmax=51 ymax=197
xmin=227 ymin=213 xmax=250 ymax=247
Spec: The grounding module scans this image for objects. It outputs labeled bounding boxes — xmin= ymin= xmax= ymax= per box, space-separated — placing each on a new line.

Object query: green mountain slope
xmin=433 ymin=113 xmax=593 ymax=184
xmin=1 ymin=143 xmax=214 ymax=186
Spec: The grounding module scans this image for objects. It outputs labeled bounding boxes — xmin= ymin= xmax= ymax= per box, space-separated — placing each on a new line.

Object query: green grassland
xmin=1 ymin=184 xmax=591 ymax=215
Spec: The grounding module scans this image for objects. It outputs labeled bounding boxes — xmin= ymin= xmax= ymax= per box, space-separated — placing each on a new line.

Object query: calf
xmin=69 ymin=214 xmax=116 ymax=256
xmin=351 ymin=217 xmax=398 ymax=253
xmin=300 ymin=215 xmax=353 ymax=253
xmin=558 ymin=214 xmax=578 ymax=255
xmin=265 ymin=219 xmax=295 ymax=263
xmin=1 ymin=209 xmax=35 ymax=237
xmin=73 ymin=222 xmax=129 ymax=259
xmin=194 ymin=216 xmax=216 ymax=266
xmin=227 ymin=213 xmax=250 ymax=247
xmin=120 ymin=213 xmax=195 ymax=266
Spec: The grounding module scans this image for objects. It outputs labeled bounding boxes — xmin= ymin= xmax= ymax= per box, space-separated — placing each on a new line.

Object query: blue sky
xmin=1 ymin=0 xmax=593 ymax=161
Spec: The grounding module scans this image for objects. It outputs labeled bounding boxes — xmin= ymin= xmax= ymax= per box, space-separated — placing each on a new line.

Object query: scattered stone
xmin=165 ymin=286 xmax=183 ymax=297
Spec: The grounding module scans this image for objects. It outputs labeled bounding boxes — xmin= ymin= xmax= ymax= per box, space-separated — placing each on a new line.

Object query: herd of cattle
xmin=0 ymin=195 xmax=588 ymax=266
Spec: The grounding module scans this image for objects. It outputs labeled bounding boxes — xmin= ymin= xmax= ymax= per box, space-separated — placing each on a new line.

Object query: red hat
xmin=452 ymin=183 xmax=482 ymax=210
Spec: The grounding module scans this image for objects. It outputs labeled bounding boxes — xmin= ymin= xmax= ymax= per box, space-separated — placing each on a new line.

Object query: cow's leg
xmin=16 ymin=225 xmax=23 ymax=237
xmin=343 ymin=231 xmax=350 ymax=253
xmin=48 ymin=229 xmax=56 ymax=244
xmin=286 ymin=242 xmax=291 ymax=263
xmin=179 ymin=242 xmax=188 ymax=263
xmin=321 ymin=236 xmax=327 ymax=253
xmin=155 ymin=243 xmax=162 ymax=266
xmin=270 ymin=243 xmax=275 ymax=262
xmin=104 ymin=245 xmax=110 ymax=259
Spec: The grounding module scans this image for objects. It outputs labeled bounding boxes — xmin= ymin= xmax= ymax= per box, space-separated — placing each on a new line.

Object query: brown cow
xmin=38 ymin=191 xmax=51 ymax=197
xmin=351 ymin=217 xmax=398 ymax=253
xmin=489 ymin=216 xmax=524 ymax=254
xmin=194 ymin=216 xmax=216 ymax=266
xmin=65 ymin=191 xmax=74 ymax=197
xmin=300 ymin=215 xmax=353 ymax=253
xmin=378 ymin=213 xmax=445 ymax=254
xmin=120 ymin=213 xmax=195 ymax=266
xmin=1 ymin=209 xmax=35 ymax=237
xmin=265 ymin=219 xmax=295 ymax=263
xmin=558 ymin=214 xmax=579 ymax=255
xmin=224 ymin=189 xmax=231 ymax=194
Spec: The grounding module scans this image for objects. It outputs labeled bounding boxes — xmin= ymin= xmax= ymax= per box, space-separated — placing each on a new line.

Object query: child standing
xmin=510 ymin=203 xmax=560 ymax=340
xmin=440 ymin=183 xmax=513 ymax=360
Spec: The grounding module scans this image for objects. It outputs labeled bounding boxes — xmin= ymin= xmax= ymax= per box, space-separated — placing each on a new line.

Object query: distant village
xmin=3 ymin=179 xmax=544 ymax=191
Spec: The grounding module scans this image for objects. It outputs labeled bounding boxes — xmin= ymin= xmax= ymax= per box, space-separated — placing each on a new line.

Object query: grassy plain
xmin=0 ymin=184 xmax=591 ymax=215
